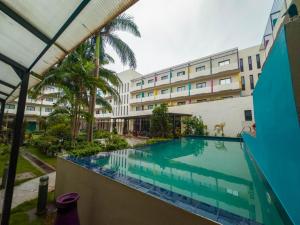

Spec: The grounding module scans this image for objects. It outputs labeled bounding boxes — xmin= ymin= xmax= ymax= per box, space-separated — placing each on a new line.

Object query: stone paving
xmin=0 ymin=172 xmax=56 ymax=211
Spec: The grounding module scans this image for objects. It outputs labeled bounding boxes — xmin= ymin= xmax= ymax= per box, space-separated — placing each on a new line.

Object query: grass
xmin=0 ymin=154 xmax=44 ymax=186
xmin=25 ymin=147 xmax=57 ymax=168
xmin=8 ymin=192 xmax=55 ymax=225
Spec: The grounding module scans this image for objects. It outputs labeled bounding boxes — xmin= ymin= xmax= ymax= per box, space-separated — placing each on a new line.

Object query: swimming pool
xmin=67 ymin=137 xmax=287 ymax=225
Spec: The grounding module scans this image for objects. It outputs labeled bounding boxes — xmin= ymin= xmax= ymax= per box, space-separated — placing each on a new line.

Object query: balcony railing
xmin=155 ymin=79 xmax=169 ymax=86
xmin=155 ymin=93 xmax=170 ymax=100
xmin=130 ymin=97 xmax=142 ymax=104
xmin=189 ymin=70 xmax=210 ymax=80
xmin=212 ymin=62 xmax=239 ymax=74
xmin=141 ymin=96 xmax=155 ymax=102
xmin=171 ymin=75 xmax=188 ymax=83
xmin=190 ymin=87 xmax=211 ymax=96
xmin=170 ymin=90 xmax=189 ymax=98
xmin=213 ymin=82 xmax=240 ymax=92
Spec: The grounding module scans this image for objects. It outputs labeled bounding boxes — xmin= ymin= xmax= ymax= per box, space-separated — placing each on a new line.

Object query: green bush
xmin=104 ymin=135 xmax=129 ymax=151
xmin=0 ymin=144 xmax=10 ymax=156
xmin=182 ymin=116 xmax=207 ymax=136
xmin=47 ymin=123 xmax=71 ymax=141
xmin=69 ymin=143 xmax=103 ymax=157
xmin=150 ymin=104 xmax=172 ymax=138
xmin=94 ymin=130 xmax=111 ymax=139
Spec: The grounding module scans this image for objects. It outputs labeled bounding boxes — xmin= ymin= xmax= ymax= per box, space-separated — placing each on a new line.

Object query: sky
xmin=106 ymin=0 xmax=274 ymax=75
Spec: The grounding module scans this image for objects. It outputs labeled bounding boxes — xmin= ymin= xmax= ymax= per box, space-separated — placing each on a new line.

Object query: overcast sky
xmin=105 ymin=0 xmax=274 ymax=75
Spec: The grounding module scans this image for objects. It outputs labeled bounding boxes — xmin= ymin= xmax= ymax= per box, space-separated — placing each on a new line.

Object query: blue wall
xmin=243 ymin=26 xmax=300 ymax=225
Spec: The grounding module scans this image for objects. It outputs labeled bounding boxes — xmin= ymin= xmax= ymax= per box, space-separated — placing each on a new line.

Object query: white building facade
xmin=95 ymin=45 xmax=265 ymax=137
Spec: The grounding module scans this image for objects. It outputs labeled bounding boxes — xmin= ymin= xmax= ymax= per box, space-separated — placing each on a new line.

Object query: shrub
xmin=183 ymin=116 xmax=206 ymax=136
xmin=0 ymin=144 xmax=10 ymax=156
xmin=69 ymin=143 xmax=103 ymax=157
xmin=150 ymin=104 xmax=172 ymax=138
xmin=94 ymin=130 xmax=111 ymax=139
xmin=47 ymin=123 xmax=71 ymax=141
xmin=104 ymin=135 xmax=129 ymax=151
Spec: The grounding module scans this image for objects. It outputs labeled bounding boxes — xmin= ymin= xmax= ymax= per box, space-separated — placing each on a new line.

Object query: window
xmin=136 ymin=93 xmax=142 ymax=99
xmin=218 ymin=60 xmax=230 ymax=67
xmin=248 ymin=56 xmax=253 ymax=71
xmin=161 ymin=75 xmax=168 ymax=80
xmin=196 ymin=66 xmax=205 ymax=72
xmin=136 ymin=82 xmax=142 ymax=86
xmin=196 ymin=82 xmax=206 ymax=89
xmin=26 ymin=106 xmax=35 ymax=111
xmin=177 ymin=101 xmax=186 ymax=106
xmin=148 ymin=79 xmax=154 ymax=84
xmin=46 ymin=97 xmax=53 ymax=102
xmin=45 ymin=108 xmax=52 ymax=113
xmin=258 ymin=73 xmax=261 ymax=78
xmin=148 ymin=91 xmax=153 ymax=97
xmin=161 ymin=89 xmax=168 ymax=94
xmin=148 ymin=105 xmax=154 ymax=110
xmin=241 ymin=76 xmax=245 ymax=91
xmin=244 ymin=110 xmax=253 ymax=121
xmin=177 ymin=86 xmax=186 ymax=92
xmin=5 ymin=104 xmax=15 ymax=109
xmin=136 ymin=106 xmax=142 ymax=111
xmin=240 ymin=58 xmax=244 ymax=72
xmin=177 ymin=71 xmax=185 ymax=76
xmin=256 ymin=54 xmax=261 ymax=69
xmin=250 ymin=75 xmax=254 ymax=90
xmin=219 ymin=78 xmax=231 ymax=85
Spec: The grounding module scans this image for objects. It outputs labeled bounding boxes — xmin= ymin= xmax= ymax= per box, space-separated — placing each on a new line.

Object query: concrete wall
xmin=55 ymin=157 xmax=218 ymax=225
xmin=243 ymin=22 xmax=300 ymax=225
xmin=168 ymin=96 xmax=254 ymax=137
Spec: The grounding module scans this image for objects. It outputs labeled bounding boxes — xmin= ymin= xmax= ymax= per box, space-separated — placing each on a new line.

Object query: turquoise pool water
xmin=68 ymin=137 xmax=287 ymax=225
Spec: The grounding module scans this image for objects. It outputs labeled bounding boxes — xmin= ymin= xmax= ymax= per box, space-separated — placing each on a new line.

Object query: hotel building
xmin=95 ymin=45 xmax=265 ymax=137
xmin=3 ymin=45 xmax=264 ymax=136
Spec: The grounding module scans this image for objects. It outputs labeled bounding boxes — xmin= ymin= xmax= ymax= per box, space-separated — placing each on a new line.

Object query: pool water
xmin=68 ymin=137 xmax=286 ymax=225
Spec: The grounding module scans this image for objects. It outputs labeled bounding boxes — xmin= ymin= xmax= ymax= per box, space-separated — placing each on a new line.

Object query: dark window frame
xmin=244 ymin=110 xmax=253 ymax=121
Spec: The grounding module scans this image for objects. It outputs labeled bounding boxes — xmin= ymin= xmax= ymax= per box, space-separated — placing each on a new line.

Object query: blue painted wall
xmin=243 ymin=27 xmax=300 ymax=224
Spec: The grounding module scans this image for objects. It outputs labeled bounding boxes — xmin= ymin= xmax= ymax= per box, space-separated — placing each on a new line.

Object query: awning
xmin=0 ymin=0 xmax=137 ymax=102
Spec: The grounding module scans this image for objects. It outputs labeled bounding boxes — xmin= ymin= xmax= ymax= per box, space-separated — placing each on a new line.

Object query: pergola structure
xmin=0 ymin=0 xmax=137 ymax=224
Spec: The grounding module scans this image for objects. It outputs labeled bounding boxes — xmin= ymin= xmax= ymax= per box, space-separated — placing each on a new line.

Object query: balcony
xmin=190 ymin=87 xmax=211 ymax=96
xmin=142 ymin=96 xmax=155 ymax=103
xmin=171 ymin=75 xmax=188 ymax=83
xmin=131 ymin=85 xmax=142 ymax=92
xmin=212 ymin=62 xmax=239 ymax=74
xmin=170 ymin=90 xmax=189 ymax=98
xmin=155 ymin=79 xmax=169 ymax=87
xmin=142 ymin=82 xmax=155 ymax=89
xmin=213 ymin=82 xmax=240 ymax=93
xmin=155 ymin=93 xmax=170 ymax=101
xmin=130 ymin=98 xmax=142 ymax=104
xmin=189 ymin=70 xmax=211 ymax=80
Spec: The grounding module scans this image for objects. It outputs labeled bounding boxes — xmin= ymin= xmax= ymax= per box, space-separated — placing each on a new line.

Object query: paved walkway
xmin=0 ymin=172 xmax=56 ymax=211
xmin=125 ymin=137 xmax=147 ymax=147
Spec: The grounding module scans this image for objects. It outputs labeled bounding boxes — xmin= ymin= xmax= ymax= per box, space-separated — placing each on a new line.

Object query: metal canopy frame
xmin=0 ymin=1 xmax=137 ymax=224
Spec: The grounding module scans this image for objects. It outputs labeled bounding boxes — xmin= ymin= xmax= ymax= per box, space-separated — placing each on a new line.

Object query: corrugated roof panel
xmin=0 ymin=61 xmax=20 ymax=86
xmin=2 ymin=0 xmax=81 ymax=39
xmin=32 ymin=45 xmax=65 ymax=75
xmin=0 ymin=11 xmax=46 ymax=68
xmin=56 ymin=0 xmax=134 ymax=51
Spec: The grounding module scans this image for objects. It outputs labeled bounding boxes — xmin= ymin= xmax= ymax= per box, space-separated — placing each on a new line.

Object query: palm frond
xmin=104 ymin=34 xmax=137 ymax=68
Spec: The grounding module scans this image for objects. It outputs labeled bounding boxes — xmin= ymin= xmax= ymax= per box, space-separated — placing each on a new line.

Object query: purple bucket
xmin=55 ymin=192 xmax=80 ymax=225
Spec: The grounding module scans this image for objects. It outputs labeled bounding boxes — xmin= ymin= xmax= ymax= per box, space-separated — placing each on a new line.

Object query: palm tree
xmin=31 ymin=43 xmax=120 ymax=143
xmin=87 ymin=13 xmax=141 ymax=142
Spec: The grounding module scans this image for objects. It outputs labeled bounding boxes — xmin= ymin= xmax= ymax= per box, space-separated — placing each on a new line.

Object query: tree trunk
xmin=87 ymin=34 xmax=100 ymax=142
